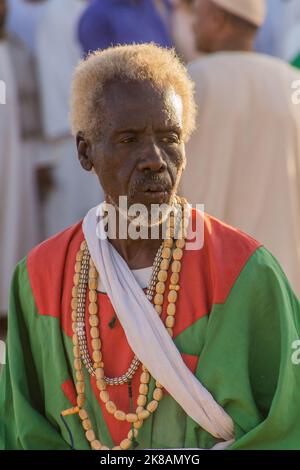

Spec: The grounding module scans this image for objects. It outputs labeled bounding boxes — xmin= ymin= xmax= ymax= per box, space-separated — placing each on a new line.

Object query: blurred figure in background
xmin=6 ymin=0 xmax=47 ymax=53
xmin=0 ymin=0 xmax=40 ymax=316
xmin=78 ymin=0 xmax=172 ymax=55
xmin=169 ymin=0 xmax=199 ymax=62
xmin=8 ymin=0 xmax=48 ymax=243
xmin=36 ymin=0 xmax=103 ymax=237
xmin=180 ymin=0 xmax=300 ymax=297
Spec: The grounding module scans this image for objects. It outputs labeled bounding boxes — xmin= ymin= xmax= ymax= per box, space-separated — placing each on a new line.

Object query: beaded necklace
xmin=63 ymin=199 xmax=187 ymax=450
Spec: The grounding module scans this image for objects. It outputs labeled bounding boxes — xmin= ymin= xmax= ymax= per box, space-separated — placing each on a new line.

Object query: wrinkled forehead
xmin=102 ymin=80 xmax=184 ymax=131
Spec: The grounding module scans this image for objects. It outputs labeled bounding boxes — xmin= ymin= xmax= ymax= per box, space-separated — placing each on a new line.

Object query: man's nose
xmin=137 ymin=140 xmax=167 ymax=172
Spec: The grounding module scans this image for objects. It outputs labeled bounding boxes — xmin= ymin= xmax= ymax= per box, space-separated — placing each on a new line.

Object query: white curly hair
xmin=70 ymin=43 xmax=196 ymax=143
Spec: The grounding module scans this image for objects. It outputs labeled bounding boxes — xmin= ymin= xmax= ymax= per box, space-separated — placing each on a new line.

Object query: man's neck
xmin=104 ymin=197 xmax=174 ymax=269
xmin=109 ymin=236 xmax=162 ymax=270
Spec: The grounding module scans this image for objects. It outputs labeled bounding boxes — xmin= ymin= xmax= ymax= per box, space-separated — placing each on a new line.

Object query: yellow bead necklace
xmin=68 ymin=199 xmax=187 ymax=450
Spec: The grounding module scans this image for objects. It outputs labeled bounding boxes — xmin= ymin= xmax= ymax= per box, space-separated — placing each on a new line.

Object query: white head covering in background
xmin=210 ymin=0 xmax=266 ymax=26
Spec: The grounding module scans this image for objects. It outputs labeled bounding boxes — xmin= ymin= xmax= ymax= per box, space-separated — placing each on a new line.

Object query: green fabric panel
xmin=62 ymin=332 xmax=114 ymax=449
xmin=0 ymin=257 xmax=200 ymax=450
xmin=129 ymin=315 xmax=208 ymax=449
xmin=195 ymin=247 xmax=300 ymax=449
xmin=1 ymin=246 xmax=300 ymax=449
xmin=0 ymin=258 xmax=71 ymax=449
xmin=0 ymin=258 xmax=115 ymax=450
xmin=174 ymin=315 xmax=209 ymax=356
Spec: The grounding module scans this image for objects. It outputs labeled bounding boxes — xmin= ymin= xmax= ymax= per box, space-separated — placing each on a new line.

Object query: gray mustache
xmin=132 ymin=173 xmax=171 ymax=188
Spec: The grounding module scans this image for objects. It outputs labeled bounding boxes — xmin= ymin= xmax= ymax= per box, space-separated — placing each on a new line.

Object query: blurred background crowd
xmin=0 ymin=0 xmax=300 ymax=329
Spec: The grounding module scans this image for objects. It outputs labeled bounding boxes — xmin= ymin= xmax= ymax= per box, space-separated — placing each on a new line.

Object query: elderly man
xmin=180 ymin=0 xmax=300 ymax=298
xmin=1 ymin=44 xmax=300 ymax=450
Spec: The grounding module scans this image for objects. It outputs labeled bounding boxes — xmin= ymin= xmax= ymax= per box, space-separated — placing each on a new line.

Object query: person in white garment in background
xmin=7 ymin=30 xmax=42 ymax=247
xmin=180 ymin=0 xmax=300 ymax=298
xmin=6 ymin=0 xmax=47 ymax=53
xmin=169 ymin=0 xmax=199 ymax=63
xmin=155 ymin=0 xmax=199 ymax=63
xmin=0 ymin=0 xmax=39 ymax=316
xmin=7 ymin=0 xmax=51 ymax=246
xmin=36 ymin=0 xmax=103 ymax=237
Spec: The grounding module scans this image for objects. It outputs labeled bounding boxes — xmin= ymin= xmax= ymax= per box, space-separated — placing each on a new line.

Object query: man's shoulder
xmin=188 ymin=209 xmax=262 ymax=303
xmin=26 ymin=221 xmax=84 ymax=291
xmin=195 ymin=209 xmax=261 ymax=254
xmin=28 ymin=221 xmax=83 ymax=265
xmin=197 ymin=210 xmax=298 ymax=303
xmin=202 ymin=210 xmax=270 ymax=276
xmin=24 ymin=221 xmax=84 ymax=319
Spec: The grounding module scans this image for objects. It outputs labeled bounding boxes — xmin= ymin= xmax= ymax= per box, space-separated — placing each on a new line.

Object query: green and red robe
xmin=1 ymin=210 xmax=300 ymax=450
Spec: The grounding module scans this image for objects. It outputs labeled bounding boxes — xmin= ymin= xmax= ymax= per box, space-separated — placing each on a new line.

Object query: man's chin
xmin=104 ymin=192 xmax=179 ymax=231
xmin=130 ymin=190 xmax=173 ymax=206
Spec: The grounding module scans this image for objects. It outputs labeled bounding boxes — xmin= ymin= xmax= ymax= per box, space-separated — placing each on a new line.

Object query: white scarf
xmin=82 ymin=204 xmax=235 ymax=449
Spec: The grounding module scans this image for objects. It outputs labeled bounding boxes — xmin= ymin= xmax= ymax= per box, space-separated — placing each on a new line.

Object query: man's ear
xmin=76 ymin=132 xmax=93 ymax=172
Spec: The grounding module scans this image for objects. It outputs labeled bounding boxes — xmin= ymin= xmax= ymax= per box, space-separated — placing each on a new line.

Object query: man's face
xmin=86 ymin=80 xmax=185 ymax=209
xmin=193 ymin=0 xmax=219 ymax=53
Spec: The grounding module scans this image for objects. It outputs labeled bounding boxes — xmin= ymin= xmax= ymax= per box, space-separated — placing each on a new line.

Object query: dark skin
xmin=192 ymin=0 xmax=256 ymax=53
xmin=0 ymin=0 xmax=6 ymax=39
xmin=77 ymin=80 xmax=186 ymax=269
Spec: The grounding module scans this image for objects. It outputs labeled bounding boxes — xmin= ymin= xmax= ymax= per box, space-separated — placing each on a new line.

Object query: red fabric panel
xmin=27 ymin=221 xmax=84 ymax=337
xmin=61 ymin=379 xmax=77 ymax=407
xmin=26 ymin=210 xmax=261 ymax=445
xmin=85 ymin=295 xmax=200 ymax=445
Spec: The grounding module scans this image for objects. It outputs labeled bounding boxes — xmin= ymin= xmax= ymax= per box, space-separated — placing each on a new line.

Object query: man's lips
xmin=138 ymin=183 xmax=171 ymax=193
xmin=133 ymin=187 xmax=171 ymax=203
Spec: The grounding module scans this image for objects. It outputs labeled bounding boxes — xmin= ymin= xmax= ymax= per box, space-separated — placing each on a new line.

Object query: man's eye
xmin=161 ymin=135 xmax=180 ymax=144
xmin=120 ymin=137 xmax=136 ymax=144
